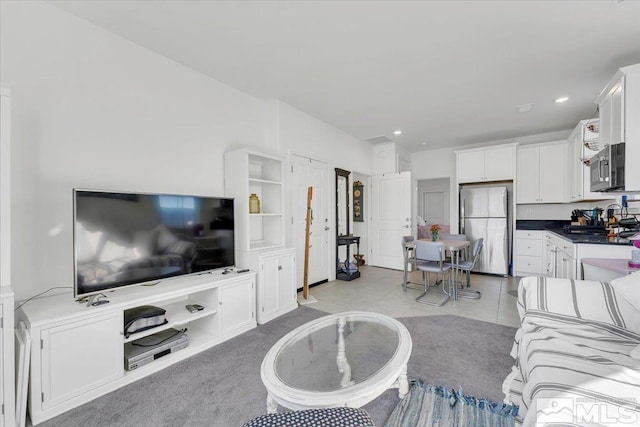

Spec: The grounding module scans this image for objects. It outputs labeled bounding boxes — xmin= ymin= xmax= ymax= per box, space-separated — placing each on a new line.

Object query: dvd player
xmin=124 ymin=328 xmax=188 ymax=371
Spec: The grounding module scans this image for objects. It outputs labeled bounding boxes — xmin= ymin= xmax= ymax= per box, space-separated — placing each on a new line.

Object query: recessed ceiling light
xmin=393 ymin=130 xmax=402 ymax=135
xmin=555 ymin=96 xmax=569 ymax=103
xmin=421 ymin=142 xmax=427 ymax=145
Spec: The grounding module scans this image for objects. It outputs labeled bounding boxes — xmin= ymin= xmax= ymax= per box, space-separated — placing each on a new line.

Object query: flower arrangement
xmin=430 ymin=224 xmax=441 ymax=241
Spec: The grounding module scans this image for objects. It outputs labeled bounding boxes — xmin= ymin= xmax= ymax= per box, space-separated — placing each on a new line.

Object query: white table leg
xmin=454 ymin=250 xmax=459 ymax=301
xmin=266 ymin=393 xmax=277 ymax=413
xmin=398 ymin=365 xmax=409 ymax=399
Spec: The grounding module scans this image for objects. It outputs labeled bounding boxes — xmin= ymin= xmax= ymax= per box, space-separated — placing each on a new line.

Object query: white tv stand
xmin=17 ymin=270 xmax=256 ymax=425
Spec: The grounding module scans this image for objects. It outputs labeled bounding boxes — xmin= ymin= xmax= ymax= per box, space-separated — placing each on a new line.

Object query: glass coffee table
xmin=260 ymin=311 xmax=412 ymax=413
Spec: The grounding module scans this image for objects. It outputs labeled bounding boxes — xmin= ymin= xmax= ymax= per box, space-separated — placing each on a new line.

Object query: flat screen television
xmin=73 ymin=189 xmax=235 ymax=297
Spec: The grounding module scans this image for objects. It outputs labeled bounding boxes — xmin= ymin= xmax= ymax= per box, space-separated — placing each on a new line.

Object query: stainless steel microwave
xmin=590 ymin=143 xmax=625 ymax=192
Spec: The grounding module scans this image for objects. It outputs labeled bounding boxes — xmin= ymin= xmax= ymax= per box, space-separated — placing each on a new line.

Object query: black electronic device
xmin=185 ymin=304 xmax=204 ymax=313
xmin=124 ymin=305 xmax=167 ymax=338
xmin=124 ymin=328 xmax=188 ymax=371
xmin=73 ymin=189 xmax=235 ymax=297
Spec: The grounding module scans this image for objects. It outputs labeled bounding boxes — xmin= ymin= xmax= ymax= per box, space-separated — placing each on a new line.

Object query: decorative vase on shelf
xmin=431 ymin=231 xmax=438 ymax=241
xmin=249 ymin=193 xmax=260 ymax=213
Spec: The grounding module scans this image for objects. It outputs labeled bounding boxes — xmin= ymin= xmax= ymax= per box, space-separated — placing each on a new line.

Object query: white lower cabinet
xmin=239 ymin=248 xmax=297 ymax=324
xmin=219 ymin=279 xmax=255 ymax=335
xmin=40 ymin=313 xmax=122 ymax=410
xmin=543 ymin=232 xmax=576 ymax=279
xmin=18 ymin=272 xmax=256 ymax=425
xmin=555 ymin=246 xmax=577 ymax=280
xmin=543 ymin=233 xmax=555 ymax=277
xmin=515 ymin=230 xmax=544 ymax=276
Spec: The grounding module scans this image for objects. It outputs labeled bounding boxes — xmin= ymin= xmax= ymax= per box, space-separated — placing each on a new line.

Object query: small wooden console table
xmin=337 ymin=235 xmax=360 ymax=281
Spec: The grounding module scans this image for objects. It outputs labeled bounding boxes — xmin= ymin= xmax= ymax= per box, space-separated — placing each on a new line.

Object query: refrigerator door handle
xmin=460 ymin=199 xmax=465 ymax=234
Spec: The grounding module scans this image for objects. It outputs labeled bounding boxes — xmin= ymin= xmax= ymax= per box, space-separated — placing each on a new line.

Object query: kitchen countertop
xmin=516 ymin=220 xmax=632 ymax=246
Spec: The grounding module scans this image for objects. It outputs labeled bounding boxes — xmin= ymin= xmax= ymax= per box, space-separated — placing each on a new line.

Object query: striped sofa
xmin=503 ymin=274 xmax=640 ymax=427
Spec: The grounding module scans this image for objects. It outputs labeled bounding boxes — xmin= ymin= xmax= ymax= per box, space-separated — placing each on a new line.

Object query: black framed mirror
xmin=335 ymin=168 xmax=350 ymax=237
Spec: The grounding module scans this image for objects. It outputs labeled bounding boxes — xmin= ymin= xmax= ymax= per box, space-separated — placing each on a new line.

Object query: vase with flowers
xmin=430 ymin=224 xmax=441 ymax=241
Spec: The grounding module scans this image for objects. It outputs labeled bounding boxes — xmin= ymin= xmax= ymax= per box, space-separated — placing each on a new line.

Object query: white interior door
xmin=291 ymin=155 xmax=329 ymax=287
xmin=423 ymin=192 xmax=445 ymax=225
xmin=370 ymin=171 xmax=412 ymax=270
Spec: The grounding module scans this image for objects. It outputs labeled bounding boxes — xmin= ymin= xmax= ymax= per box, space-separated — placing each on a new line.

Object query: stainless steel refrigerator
xmin=459 ymin=184 xmax=510 ymax=275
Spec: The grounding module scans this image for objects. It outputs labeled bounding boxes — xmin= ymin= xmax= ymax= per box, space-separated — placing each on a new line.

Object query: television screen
xmin=74 ymin=190 xmax=235 ymax=297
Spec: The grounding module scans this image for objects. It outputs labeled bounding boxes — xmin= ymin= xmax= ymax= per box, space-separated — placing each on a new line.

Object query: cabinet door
xmin=610 ymin=78 xmax=625 ymax=144
xmin=516 ymin=146 xmax=540 ymax=203
xmin=457 ymin=151 xmax=485 ymax=183
xmin=259 ymin=255 xmax=280 ymax=319
xmin=516 ymin=238 xmax=542 ymax=257
xmin=569 ymin=131 xmax=582 ymax=201
xmin=515 ymin=255 xmax=543 ymax=275
xmin=277 ymin=252 xmax=296 ymax=310
xmin=539 ymin=144 xmax=566 ymax=203
xmin=40 ymin=313 xmax=122 ymax=410
xmin=220 ymin=279 xmax=255 ymax=336
xmin=599 ymin=93 xmax=612 ymax=147
xmin=543 ymin=236 xmax=555 ymax=277
xmin=598 ymin=76 xmax=624 ymax=147
xmin=484 ymin=146 xmax=515 ymax=181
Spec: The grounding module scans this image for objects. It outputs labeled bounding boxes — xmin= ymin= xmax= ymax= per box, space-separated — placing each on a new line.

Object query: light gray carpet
xmin=507 ymin=289 xmax=518 ymax=298
xmin=37 ymin=307 xmax=516 ymax=427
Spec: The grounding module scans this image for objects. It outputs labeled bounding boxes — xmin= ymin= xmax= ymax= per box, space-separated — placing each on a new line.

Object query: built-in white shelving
xmin=225 ymin=149 xmax=285 ymax=252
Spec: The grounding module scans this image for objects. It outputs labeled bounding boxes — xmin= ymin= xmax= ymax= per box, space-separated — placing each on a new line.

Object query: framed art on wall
xmin=353 ymin=182 xmax=364 ymax=222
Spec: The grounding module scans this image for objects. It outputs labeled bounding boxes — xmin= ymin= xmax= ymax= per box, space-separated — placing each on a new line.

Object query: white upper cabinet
xmin=456 ymin=144 xmax=517 ymax=184
xmin=597 ymin=74 xmax=624 ymax=148
xmin=567 ymin=119 xmax=602 ymax=201
xmin=516 ymin=142 xmax=567 ymax=204
xmin=595 ymin=63 xmax=640 ymax=191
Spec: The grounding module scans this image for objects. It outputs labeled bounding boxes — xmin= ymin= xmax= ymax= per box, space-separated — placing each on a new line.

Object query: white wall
xmin=273 ymin=101 xmax=372 ymax=280
xmin=1 ymin=2 xmax=372 ymax=300
xmin=516 ymin=200 xmax=618 ymax=220
xmin=274 ymin=101 xmax=373 ymax=174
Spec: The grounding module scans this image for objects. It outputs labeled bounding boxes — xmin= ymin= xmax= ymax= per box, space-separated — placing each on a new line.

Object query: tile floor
xmin=300 ymin=266 xmax=522 ymax=328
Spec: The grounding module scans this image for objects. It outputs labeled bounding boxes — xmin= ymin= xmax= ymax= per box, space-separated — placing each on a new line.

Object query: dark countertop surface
xmin=516 ymin=220 xmax=632 ymax=246
xmin=516 ymin=220 xmax=569 ymax=230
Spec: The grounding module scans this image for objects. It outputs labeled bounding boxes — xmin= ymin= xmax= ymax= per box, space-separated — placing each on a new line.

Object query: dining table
xmin=403 ymin=238 xmax=470 ymax=302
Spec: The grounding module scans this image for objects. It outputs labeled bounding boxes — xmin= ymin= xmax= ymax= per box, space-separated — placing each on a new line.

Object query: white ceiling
xmin=51 ymin=1 xmax=640 ymax=151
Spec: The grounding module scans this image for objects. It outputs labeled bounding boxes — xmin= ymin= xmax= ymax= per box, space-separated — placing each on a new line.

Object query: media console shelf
xmin=122 ymin=298 xmax=218 ymax=343
xmin=17 ymin=271 xmax=256 ymax=425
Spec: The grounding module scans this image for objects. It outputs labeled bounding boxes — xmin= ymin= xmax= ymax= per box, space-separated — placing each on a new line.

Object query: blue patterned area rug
xmin=385 ymin=380 xmax=518 ymax=427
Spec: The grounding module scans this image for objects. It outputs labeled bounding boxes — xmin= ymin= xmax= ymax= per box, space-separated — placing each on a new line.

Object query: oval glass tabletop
xmin=273 ymin=313 xmax=401 ymax=392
